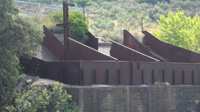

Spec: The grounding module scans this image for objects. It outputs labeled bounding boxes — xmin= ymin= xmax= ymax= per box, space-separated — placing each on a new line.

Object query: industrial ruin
xmin=21 ymin=2 xmax=200 ymax=86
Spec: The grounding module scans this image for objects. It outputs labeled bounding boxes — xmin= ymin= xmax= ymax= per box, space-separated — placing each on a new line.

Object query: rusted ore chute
xmin=56 ymin=1 xmax=75 ymax=48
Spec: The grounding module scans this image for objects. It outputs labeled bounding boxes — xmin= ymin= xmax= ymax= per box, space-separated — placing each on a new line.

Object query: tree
xmin=76 ymin=0 xmax=89 ymax=20
xmin=69 ymin=11 xmax=89 ymax=43
xmin=49 ymin=10 xmax=89 ymax=43
xmin=137 ymin=0 xmax=170 ymax=4
xmin=0 ymin=0 xmax=43 ymax=109
xmin=5 ymin=82 xmax=80 ymax=112
xmin=153 ymin=11 xmax=200 ymax=53
xmin=148 ymin=5 xmax=167 ymax=21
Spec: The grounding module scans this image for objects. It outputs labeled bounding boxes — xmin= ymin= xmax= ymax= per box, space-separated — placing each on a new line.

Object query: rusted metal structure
xmin=20 ymin=1 xmax=200 ymax=86
xmin=124 ymin=30 xmax=200 ymax=63
xmin=43 ymin=26 xmax=116 ymax=61
xmin=56 ymin=1 xmax=75 ymax=47
xmin=142 ymin=31 xmax=200 ymax=63
xmin=110 ymin=40 xmax=159 ymax=62
xmin=123 ymin=30 xmax=160 ymax=60
xmin=43 ymin=26 xmax=65 ymax=60
xmin=21 ymin=57 xmax=200 ymax=86
xmin=23 ymin=28 xmax=200 ymax=86
xmin=84 ymin=32 xmax=98 ymax=50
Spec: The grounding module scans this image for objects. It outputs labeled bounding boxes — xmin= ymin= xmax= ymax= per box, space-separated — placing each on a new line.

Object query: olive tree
xmin=0 ymin=0 xmax=43 ymax=109
xmin=153 ymin=11 xmax=200 ymax=53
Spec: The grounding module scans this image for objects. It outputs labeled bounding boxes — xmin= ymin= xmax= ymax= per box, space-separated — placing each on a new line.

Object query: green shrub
xmin=5 ymin=82 xmax=80 ymax=112
xmin=148 ymin=5 xmax=167 ymax=21
xmin=0 ymin=66 xmax=18 ymax=110
xmin=110 ymin=6 xmax=121 ymax=14
xmin=0 ymin=0 xmax=43 ymax=109
xmin=130 ymin=11 xmax=137 ymax=18
xmin=49 ymin=11 xmax=89 ymax=43
xmin=12 ymin=59 xmax=24 ymax=75
xmin=153 ymin=11 xmax=200 ymax=53
xmin=49 ymin=11 xmax=63 ymax=23
xmin=137 ymin=0 xmax=170 ymax=4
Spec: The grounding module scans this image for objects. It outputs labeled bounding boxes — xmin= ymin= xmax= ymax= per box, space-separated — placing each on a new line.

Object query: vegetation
xmin=69 ymin=11 xmax=89 ymax=42
xmin=153 ymin=11 xmax=200 ymax=53
xmin=5 ymin=82 xmax=79 ymax=112
xmin=18 ymin=0 xmax=99 ymax=4
xmin=16 ymin=0 xmax=64 ymax=4
xmin=137 ymin=0 xmax=170 ymax=4
xmin=86 ymin=0 xmax=200 ymax=42
xmin=2 ymin=0 xmax=200 ymax=111
xmin=16 ymin=0 xmax=200 ymax=42
xmin=1 ymin=0 xmax=79 ymax=111
xmin=76 ymin=0 xmax=89 ymax=20
xmin=0 ymin=0 xmax=43 ymax=109
xmin=49 ymin=10 xmax=89 ymax=43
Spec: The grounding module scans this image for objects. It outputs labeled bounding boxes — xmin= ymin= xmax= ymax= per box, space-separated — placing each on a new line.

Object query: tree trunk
xmin=83 ymin=7 xmax=85 ymax=21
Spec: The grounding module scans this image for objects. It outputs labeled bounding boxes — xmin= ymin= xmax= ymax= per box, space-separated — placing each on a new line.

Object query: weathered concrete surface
xmin=30 ymin=78 xmax=200 ymax=112
xmin=65 ymin=85 xmax=200 ymax=112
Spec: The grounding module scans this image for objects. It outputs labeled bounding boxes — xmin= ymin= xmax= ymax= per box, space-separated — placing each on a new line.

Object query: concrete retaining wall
xmin=64 ymin=85 xmax=200 ymax=112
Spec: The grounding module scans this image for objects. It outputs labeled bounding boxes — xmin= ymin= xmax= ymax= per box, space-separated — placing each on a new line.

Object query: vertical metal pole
xmin=182 ymin=70 xmax=185 ymax=85
xmin=162 ymin=70 xmax=165 ymax=82
xmin=141 ymin=70 xmax=144 ymax=84
xmin=172 ymin=70 xmax=175 ymax=85
xmin=118 ymin=69 xmax=120 ymax=85
xmin=93 ymin=69 xmax=97 ymax=84
xmin=62 ymin=65 xmax=65 ymax=83
xmin=80 ymin=60 xmax=83 ymax=85
xmin=130 ymin=62 xmax=133 ymax=85
xmin=152 ymin=69 xmax=154 ymax=84
xmin=63 ymin=2 xmax=67 ymax=46
xmin=106 ymin=69 xmax=109 ymax=84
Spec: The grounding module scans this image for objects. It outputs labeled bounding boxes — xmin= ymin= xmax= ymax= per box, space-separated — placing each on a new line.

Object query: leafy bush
xmin=0 ymin=0 xmax=43 ymax=109
xmin=5 ymin=82 xmax=80 ymax=112
xmin=148 ymin=5 xmax=167 ymax=21
xmin=153 ymin=11 xmax=200 ymax=53
xmin=49 ymin=11 xmax=63 ymax=23
xmin=130 ymin=11 xmax=137 ymax=18
xmin=49 ymin=10 xmax=89 ymax=43
xmin=69 ymin=11 xmax=89 ymax=43
xmin=13 ymin=59 xmax=24 ymax=75
xmin=110 ymin=6 xmax=121 ymax=14
xmin=137 ymin=0 xmax=170 ymax=4
xmin=102 ymin=2 xmax=113 ymax=10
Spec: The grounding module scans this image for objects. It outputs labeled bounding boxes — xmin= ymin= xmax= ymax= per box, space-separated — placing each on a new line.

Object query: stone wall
xmin=64 ymin=85 xmax=200 ymax=112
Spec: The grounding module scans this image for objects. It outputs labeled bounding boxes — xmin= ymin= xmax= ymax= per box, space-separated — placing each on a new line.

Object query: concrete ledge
xmin=64 ymin=85 xmax=200 ymax=112
xmin=31 ymin=78 xmax=200 ymax=112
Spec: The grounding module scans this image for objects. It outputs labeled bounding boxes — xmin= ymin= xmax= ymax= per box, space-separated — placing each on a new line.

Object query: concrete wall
xmin=64 ymin=85 xmax=200 ymax=112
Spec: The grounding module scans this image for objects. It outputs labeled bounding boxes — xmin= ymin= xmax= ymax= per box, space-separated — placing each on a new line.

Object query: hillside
xmin=15 ymin=0 xmax=200 ymax=42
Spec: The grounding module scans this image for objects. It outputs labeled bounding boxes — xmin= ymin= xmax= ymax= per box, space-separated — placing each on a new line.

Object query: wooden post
xmin=56 ymin=1 xmax=75 ymax=47
xmin=56 ymin=1 xmax=75 ymax=60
